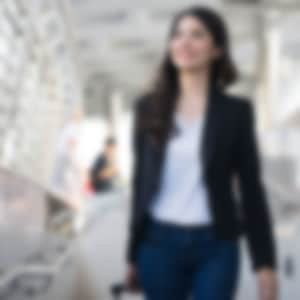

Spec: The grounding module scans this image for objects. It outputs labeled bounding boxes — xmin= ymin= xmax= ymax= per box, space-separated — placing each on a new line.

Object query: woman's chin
xmin=175 ymin=62 xmax=206 ymax=72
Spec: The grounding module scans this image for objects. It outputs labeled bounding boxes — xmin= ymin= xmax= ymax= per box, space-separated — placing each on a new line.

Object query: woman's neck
xmin=175 ymin=68 xmax=211 ymax=118
xmin=177 ymin=68 xmax=211 ymax=102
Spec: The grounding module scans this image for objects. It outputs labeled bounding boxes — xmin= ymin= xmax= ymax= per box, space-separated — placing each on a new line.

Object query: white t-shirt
xmin=149 ymin=110 xmax=212 ymax=225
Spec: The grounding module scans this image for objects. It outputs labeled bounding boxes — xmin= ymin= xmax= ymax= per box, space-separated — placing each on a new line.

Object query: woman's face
xmin=169 ymin=15 xmax=222 ymax=72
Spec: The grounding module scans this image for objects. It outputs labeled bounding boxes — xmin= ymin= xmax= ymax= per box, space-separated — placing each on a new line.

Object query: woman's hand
xmin=125 ymin=263 xmax=143 ymax=293
xmin=257 ymin=267 xmax=278 ymax=300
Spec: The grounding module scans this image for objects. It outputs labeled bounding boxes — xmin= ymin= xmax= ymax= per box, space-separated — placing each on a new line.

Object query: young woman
xmin=125 ymin=5 xmax=278 ymax=300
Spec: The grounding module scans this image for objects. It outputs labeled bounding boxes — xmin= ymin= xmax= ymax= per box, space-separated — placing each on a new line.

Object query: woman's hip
xmin=137 ymin=216 xmax=240 ymax=264
xmin=136 ymin=216 xmax=240 ymax=299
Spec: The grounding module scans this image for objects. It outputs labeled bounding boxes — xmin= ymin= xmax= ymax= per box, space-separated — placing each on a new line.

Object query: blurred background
xmin=0 ymin=0 xmax=299 ymax=299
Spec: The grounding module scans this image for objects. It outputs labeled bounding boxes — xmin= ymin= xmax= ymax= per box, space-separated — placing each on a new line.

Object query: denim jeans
xmin=136 ymin=217 xmax=240 ymax=300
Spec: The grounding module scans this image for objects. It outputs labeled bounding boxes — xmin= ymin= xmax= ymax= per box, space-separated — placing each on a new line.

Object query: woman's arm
xmin=235 ymin=100 xmax=277 ymax=272
xmin=126 ymin=96 xmax=147 ymax=264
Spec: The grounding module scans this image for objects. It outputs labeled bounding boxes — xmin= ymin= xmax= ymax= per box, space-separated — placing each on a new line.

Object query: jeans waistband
xmin=146 ymin=214 xmax=214 ymax=235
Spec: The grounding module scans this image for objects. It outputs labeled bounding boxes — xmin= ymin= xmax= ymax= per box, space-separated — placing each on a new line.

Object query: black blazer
xmin=126 ymin=84 xmax=277 ymax=271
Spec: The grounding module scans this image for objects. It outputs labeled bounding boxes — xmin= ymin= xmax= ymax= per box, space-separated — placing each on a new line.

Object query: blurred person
xmin=50 ymin=105 xmax=85 ymax=211
xmin=125 ymin=5 xmax=278 ymax=300
xmin=89 ymin=136 xmax=119 ymax=193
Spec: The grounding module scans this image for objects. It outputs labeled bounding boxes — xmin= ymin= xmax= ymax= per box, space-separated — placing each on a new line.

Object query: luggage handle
xmin=110 ymin=282 xmax=127 ymax=300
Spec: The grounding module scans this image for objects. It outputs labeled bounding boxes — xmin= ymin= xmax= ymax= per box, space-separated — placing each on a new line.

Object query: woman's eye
xmin=191 ymin=30 xmax=206 ymax=39
xmin=172 ymin=30 xmax=207 ymax=40
xmin=172 ymin=30 xmax=183 ymax=39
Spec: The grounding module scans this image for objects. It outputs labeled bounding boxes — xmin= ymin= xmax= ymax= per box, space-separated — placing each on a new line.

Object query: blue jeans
xmin=136 ymin=217 xmax=240 ymax=300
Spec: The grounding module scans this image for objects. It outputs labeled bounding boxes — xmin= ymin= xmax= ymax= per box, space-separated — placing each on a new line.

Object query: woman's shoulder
xmin=221 ymin=92 xmax=257 ymax=131
xmin=222 ymin=91 xmax=254 ymax=115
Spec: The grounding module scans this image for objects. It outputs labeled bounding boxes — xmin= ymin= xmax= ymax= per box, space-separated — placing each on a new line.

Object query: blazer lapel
xmin=200 ymin=84 xmax=224 ymax=178
xmin=150 ymin=83 xmax=225 ymax=199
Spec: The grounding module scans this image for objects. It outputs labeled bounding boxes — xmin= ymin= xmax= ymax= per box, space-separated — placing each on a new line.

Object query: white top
xmin=149 ymin=110 xmax=212 ymax=225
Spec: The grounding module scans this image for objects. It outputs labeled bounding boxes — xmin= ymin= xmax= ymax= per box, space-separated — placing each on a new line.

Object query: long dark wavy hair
xmin=138 ymin=5 xmax=239 ymax=152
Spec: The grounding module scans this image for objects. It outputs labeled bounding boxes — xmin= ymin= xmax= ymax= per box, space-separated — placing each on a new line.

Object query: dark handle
xmin=110 ymin=282 xmax=127 ymax=300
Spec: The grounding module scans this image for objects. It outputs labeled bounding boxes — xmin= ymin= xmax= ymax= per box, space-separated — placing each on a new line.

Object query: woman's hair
xmin=138 ymin=5 xmax=239 ymax=151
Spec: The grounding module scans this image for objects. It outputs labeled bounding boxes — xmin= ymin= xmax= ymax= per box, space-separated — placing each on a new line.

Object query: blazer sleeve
xmin=235 ymin=100 xmax=277 ymax=272
xmin=125 ymin=96 xmax=146 ymax=264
